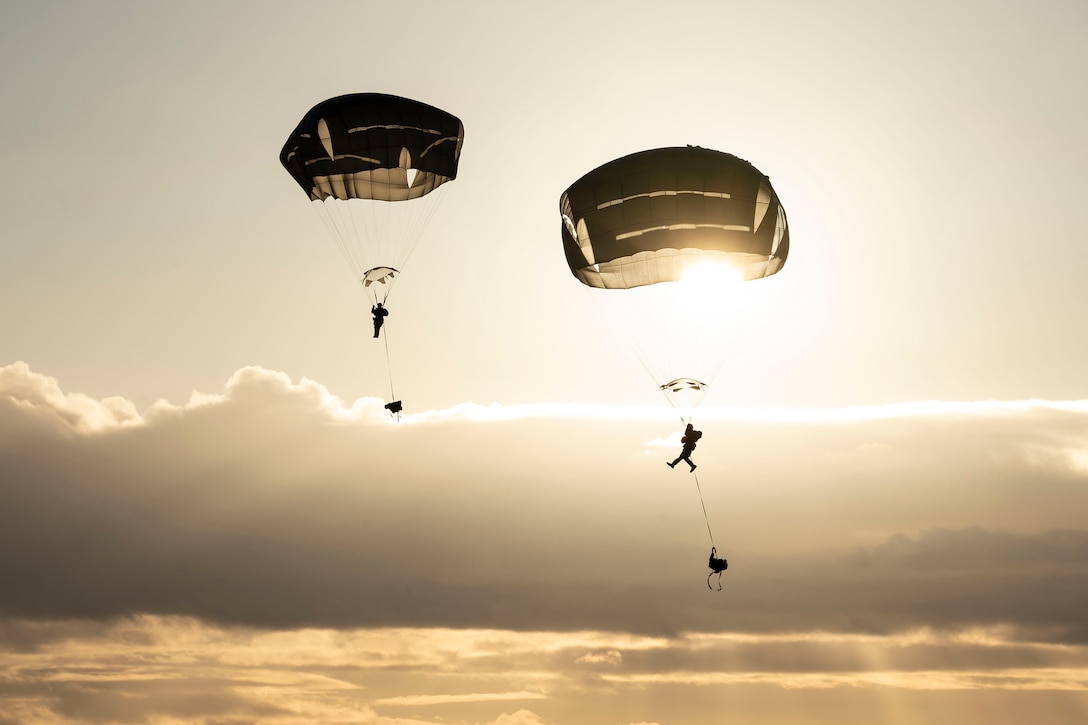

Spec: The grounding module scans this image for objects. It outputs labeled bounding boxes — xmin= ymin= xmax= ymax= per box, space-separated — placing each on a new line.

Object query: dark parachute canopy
xmin=280 ymin=93 xmax=465 ymax=305
xmin=561 ymin=146 xmax=788 ymax=290
xmin=280 ymin=93 xmax=464 ymax=202
xmin=559 ymin=146 xmax=789 ymax=412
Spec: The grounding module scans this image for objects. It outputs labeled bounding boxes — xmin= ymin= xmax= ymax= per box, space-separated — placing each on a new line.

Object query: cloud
xmin=1 ymin=362 xmax=1087 ymax=643
xmin=1 ymin=617 xmax=1086 ymax=725
xmin=372 ymin=693 xmax=547 ymax=706
xmin=0 ymin=361 xmax=141 ymax=433
xmin=575 ymin=650 xmax=623 ymax=665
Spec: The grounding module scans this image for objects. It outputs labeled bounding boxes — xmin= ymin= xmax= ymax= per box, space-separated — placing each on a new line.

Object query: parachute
xmin=281 ymin=94 xmax=464 ymax=414
xmin=560 ymin=145 xmax=788 ymax=415
xmin=281 ymin=93 xmax=464 ymax=306
xmin=560 ymin=146 xmax=790 ymax=586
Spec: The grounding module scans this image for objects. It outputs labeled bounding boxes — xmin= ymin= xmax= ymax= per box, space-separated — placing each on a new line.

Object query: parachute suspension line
xmin=313 ymin=201 xmax=367 ymax=282
xmin=314 ymin=203 xmax=349 ymax=271
xmin=593 ymin=285 xmax=704 ymax=421
xmin=311 ymin=189 xmax=448 ymax=289
xmin=629 ymin=340 xmax=673 ymax=408
xmin=623 ymin=327 xmax=696 ymax=427
xmin=631 ymin=342 xmax=657 ymax=391
xmin=389 ymin=185 xmax=450 ymax=279
xmin=359 ymin=188 xmax=447 ymax=285
xmin=382 ymin=319 xmax=396 ymax=402
xmin=691 ymin=469 xmax=716 ymax=549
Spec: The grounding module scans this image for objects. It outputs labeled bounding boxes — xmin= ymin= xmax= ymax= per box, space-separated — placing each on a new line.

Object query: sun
xmin=670 ymin=258 xmax=766 ymax=346
xmin=680 ymin=259 xmax=744 ymax=290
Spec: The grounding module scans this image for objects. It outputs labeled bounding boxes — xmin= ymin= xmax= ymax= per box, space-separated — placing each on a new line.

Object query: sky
xmin=1 ymin=1 xmax=1087 ymax=723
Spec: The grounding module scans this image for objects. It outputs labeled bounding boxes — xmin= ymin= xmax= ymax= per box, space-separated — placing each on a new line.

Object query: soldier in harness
xmin=371 ymin=302 xmax=389 ymax=338
xmin=668 ymin=423 xmax=702 ymax=472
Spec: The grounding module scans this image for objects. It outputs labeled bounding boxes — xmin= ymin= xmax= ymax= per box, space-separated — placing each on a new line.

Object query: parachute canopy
xmin=560 ymin=146 xmax=788 ymax=289
xmin=280 ymin=93 xmax=465 ymax=306
xmin=559 ymin=146 xmax=789 ymax=413
xmin=280 ymin=93 xmax=464 ymax=203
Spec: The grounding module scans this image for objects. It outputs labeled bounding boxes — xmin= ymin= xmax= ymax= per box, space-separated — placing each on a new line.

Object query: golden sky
xmin=2 ymin=0 xmax=1087 ymax=722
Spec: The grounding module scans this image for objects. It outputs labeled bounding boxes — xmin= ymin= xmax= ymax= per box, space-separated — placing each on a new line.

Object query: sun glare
xmin=675 ymin=261 xmax=746 ymax=317
xmin=680 ymin=260 xmax=744 ymax=289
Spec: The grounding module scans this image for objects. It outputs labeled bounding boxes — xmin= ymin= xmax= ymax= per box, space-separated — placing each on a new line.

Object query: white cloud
xmin=575 ymin=650 xmax=623 ymax=665
xmin=0 ymin=361 xmax=141 ymax=433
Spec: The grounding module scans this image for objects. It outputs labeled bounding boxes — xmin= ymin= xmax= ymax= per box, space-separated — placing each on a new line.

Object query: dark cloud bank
xmin=2 ymin=363 xmax=1087 ymax=642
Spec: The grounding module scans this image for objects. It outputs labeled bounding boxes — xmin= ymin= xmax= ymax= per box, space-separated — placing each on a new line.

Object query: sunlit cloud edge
xmin=6 ymin=361 xmax=1088 ymax=433
xmin=601 ymin=668 xmax=1088 ymax=692
xmin=372 ymin=691 xmax=547 ymax=707
xmin=6 ymin=616 xmax=1086 ymax=697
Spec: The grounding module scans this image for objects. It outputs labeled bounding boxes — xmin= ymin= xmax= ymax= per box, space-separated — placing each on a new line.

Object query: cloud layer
xmin=2 ymin=362 xmax=1087 ymax=642
xmin=2 ymin=616 xmax=1087 ymax=725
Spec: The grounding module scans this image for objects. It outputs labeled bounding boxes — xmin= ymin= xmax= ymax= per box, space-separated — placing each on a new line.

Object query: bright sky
xmin=2 ymin=1 xmax=1087 ymax=723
